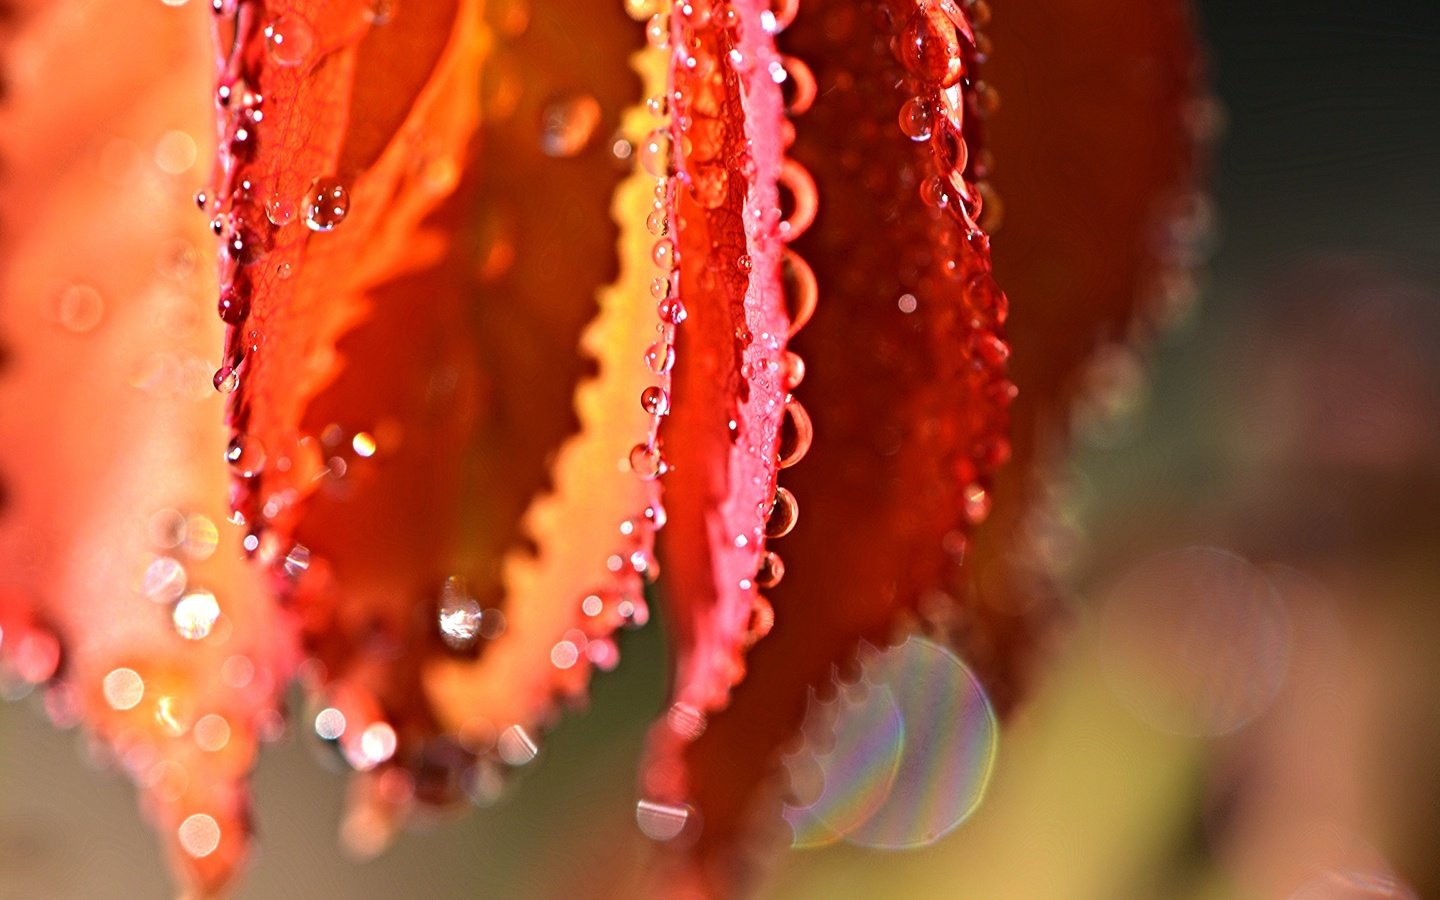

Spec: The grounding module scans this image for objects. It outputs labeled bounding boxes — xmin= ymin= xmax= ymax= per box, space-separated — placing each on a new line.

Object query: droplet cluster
xmin=752 ymin=3 xmax=819 ymax=646
xmin=880 ymin=0 xmax=1011 ymax=539
xmin=203 ymin=0 xmax=354 ymax=548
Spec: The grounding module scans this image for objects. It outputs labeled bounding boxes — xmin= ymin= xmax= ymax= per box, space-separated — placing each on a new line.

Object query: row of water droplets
xmin=752 ymin=0 xmax=817 ymax=651
xmin=891 ymin=0 xmax=1011 ymax=541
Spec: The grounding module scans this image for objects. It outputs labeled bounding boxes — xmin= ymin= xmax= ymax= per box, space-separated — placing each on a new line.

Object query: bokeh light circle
xmin=783 ymin=636 xmax=998 ymax=850
xmin=1100 ymin=546 xmax=1290 ymax=737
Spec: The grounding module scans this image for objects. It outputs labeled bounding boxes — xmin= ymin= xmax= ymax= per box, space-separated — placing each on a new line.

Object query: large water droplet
xmin=898 ymin=10 xmax=963 ymax=87
xmin=213 ymin=366 xmax=239 ymax=394
xmin=765 ymin=487 xmax=799 ymax=538
xmin=225 ymin=434 xmax=266 ymax=478
xmin=629 ymin=443 xmax=665 ymax=480
xmin=303 ymin=177 xmax=350 ymax=232
xmin=265 ymin=15 xmax=314 ymax=67
xmin=644 ymin=340 xmax=675 ymax=375
xmin=781 ymin=249 xmax=818 ymax=337
xmin=645 ymin=13 xmax=669 ymax=49
xmin=898 ymin=97 xmax=934 ymax=141
xmin=756 ymin=550 xmax=785 ymax=588
xmin=640 ymin=386 xmax=671 ymax=416
xmin=638 ymin=128 xmax=672 ymax=177
xmin=777 ymin=398 xmax=813 ymax=468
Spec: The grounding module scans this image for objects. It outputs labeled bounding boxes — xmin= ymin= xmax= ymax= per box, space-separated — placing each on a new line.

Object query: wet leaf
xmin=0 ymin=0 xmax=294 ymax=892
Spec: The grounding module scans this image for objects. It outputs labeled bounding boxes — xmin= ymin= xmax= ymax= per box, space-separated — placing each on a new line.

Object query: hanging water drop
xmin=756 ymin=551 xmax=785 ymax=588
xmin=640 ymin=386 xmax=671 ymax=416
xmin=225 ymin=434 xmax=266 ymax=478
xmin=265 ymin=15 xmax=314 ymax=67
xmin=898 ymin=97 xmax=934 ymax=141
xmin=213 ymin=366 xmax=239 ymax=394
xmin=638 ymin=129 xmax=672 ymax=177
xmin=629 ymin=443 xmax=665 ymax=480
xmin=644 ymin=340 xmax=675 ymax=375
xmin=765 ymin=487 xmax=799 ymax=538
xmin=303 ymin=177 xmax=350 ymax=232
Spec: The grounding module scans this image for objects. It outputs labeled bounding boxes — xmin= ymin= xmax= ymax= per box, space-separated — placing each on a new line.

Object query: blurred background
xmin=3 ymin=0 xmax=1438 ymax=897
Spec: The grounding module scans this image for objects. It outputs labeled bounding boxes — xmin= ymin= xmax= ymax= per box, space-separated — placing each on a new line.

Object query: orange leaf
xmin=0 ymin=1 xmax=295 ymax=892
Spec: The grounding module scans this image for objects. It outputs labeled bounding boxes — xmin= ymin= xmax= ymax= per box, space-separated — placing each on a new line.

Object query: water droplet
xmin=265 ymin=195 xmax=296 ymax=227
xmin=303 ymin=177 xmax=350 ymax=232
xmin=658 ymin=297 xmax=688 ymax=325
xmin=640 ymin=386 xmax=671 ymax=416
xmin=897 ymin=293 xmax=918 ymax=314
xmin=646 ymin=209 xmax=669 ymax=237
xmin=746 ymin=595 xmax=775 ymax=642
xmin=898 ymin=97 xmax=933 ymax=141
xmin=651 ymin=238 xmax=677 ymax=271
xmin=756 ymin=551 xmax=785 ymax=588
xmin=777 ymin=399 xmax=813 ymax=468
xmin=898 ymin=10 xmax=964 ymax=87
xmin=352 ymin=432 xmax=377 ymax=457
xmin=644 ymin=341 xmax=675 ymax=375
xmin=624 ymin=0 xmax=661 ymax=21
xmin=780 ymin=350 xmax=806 ymax=390
xmin=778 ymin=160 xmax=817 ymax=243
xmin=629 ymin=443 xmax=665 ymax=480
xmin=225 ymin=434 xmax=266 ymax=478
xmin=539 ymin=94 xmax=601 ymax=158
xmin=638 ymin=128 xmax=672 ymax=177
xmin=765 ymin=487 xmax=799 ymax=538
xmin=779 ymin=55 xmax=817 ymax=115
xmin=781 ymin=249 xmax=818 ymax=337
xmin=50 ymin=284 xmax=104 ymax=333
xmin=265 ymin=15 xmax=314 ymax=66
xmin=275 ymin=261 xmax=293 ymax=279
xmin=646 ymin=92 xmax=669 ymax=118
xmin=216 ymin=287 xmax=249 ymax=326
xmin=645 ymin=13 xmax=669 ymax=49
xmin=213 ymin=366 xmax=239 ymax=394
xmin=650 ymin=275 xmax=672 ymax=300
